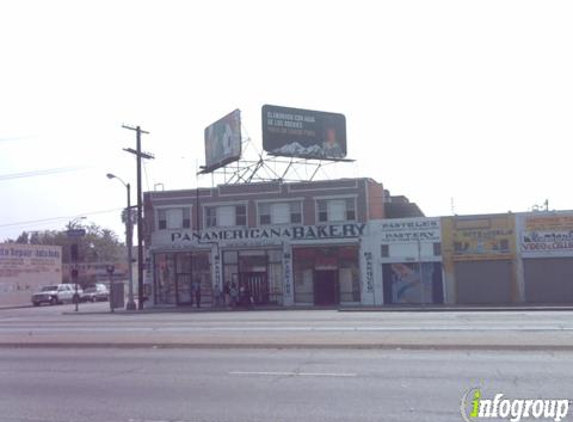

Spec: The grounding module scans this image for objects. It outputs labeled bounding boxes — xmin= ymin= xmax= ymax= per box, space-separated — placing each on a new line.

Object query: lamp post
xmin=106 ymin=173 xmax=136 ymax=311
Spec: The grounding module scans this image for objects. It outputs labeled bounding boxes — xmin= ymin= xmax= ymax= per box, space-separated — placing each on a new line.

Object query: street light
xmin=106 ymin=173 xmax=136 ymax=311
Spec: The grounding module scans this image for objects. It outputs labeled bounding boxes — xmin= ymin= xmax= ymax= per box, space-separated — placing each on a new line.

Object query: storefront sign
xmin=283 ymin=252 xmax=292 ymax=297
xmin=442 ymin=215 xmax=516 ymax=261
xmin=521 ymin=214 xmax=573 ymax=255
xmin=377 ymin=218 xmax=441 ymax=242
xmin=166 ymin=223 xmax=367 ymax=246
xmin=363 ymin=251 xmax=374 ymax=293
xmin=522 ymin=231 xmax=573 ymax=252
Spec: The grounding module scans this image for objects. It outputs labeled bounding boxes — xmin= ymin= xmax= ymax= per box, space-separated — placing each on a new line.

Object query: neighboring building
xmin=368 ymin=217 xmax=444 ymax=305
xmin=0 ymin=243 xmax=62 ymax=306
xmin=517 ymin=211 xmax=573 ymax=304
xmin=441 ymin=214 xmax=518 ymax=305
xmin=144 ymin=178 xmax=422 ymax=307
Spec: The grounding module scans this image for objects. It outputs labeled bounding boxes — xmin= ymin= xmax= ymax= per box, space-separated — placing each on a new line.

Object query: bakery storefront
xmin=149 ymin=222 xmax=367 ymax=307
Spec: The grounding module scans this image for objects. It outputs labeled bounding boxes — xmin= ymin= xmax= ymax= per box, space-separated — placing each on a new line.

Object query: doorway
xmin=314 ymin=270 xmax=338 ymax=305
xmin=240 ymin=272 xmax=269 ymax=305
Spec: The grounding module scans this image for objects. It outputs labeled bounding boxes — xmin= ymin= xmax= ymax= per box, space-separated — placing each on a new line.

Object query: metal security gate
xmin=240 ymin=272 xmax=270 ymax=305
xmin=524 ymin=258 xmax=573 ymax=304
xmin=455 ymin=260 xmax=512 ymax=304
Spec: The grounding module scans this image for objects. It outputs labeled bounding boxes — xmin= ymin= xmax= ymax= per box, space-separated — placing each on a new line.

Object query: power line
xmin=0 ymin=166 xmax=88 ymax=181
xmin=0 ymin=208 xmax=123 ymax=229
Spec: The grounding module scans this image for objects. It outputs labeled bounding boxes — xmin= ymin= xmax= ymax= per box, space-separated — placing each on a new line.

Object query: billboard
xmin=203 ymin=109 xmax=242 ymax=173
xmin=262 ymin=105 xmax=347 ymax=160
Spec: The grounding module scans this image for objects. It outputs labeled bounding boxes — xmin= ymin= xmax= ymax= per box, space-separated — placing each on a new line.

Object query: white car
xmin=31 ymin=284 xmax=83 ymax=306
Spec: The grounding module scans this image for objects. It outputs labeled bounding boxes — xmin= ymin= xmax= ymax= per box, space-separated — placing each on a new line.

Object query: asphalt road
xmin=1 ymin=347 xmax=572 ymax=422
xmin=2 ymin=303 xmax=573 ymax=349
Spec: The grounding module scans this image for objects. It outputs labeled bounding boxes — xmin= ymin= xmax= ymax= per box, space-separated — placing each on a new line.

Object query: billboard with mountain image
xmin=262 ymin=105 xmax=347 ymax=160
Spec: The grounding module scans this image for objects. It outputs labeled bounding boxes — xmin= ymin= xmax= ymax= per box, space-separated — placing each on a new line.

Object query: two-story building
xmin=143 ymin=178 xmax=422 ymax=308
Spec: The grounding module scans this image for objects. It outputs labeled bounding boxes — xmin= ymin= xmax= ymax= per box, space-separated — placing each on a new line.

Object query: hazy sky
xmin=1 ymin=0 xmax=572 ymax=242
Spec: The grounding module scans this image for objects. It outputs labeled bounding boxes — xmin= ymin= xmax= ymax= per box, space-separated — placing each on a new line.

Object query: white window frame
xmin=315 ymin=196 xmax=357 ymax=223
xmin=155 ymin=205 xmax=192 ymax=230
xmin=203 ymin=202 xmax=249 ymax=228
xmin=256 ymin=200 xmax=304 ymax=226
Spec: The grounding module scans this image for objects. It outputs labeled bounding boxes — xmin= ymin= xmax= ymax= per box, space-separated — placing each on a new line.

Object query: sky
xmin=1 ymin=0 xmax=572 ymax=242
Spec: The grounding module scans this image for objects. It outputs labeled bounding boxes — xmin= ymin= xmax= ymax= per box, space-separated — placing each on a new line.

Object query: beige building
xmin=0 ymin=243 xmax=62 ymax=306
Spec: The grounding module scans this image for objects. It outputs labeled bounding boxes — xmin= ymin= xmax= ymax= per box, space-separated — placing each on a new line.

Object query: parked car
xmin=81 ymin=283 xmax=109 ymax=302
xmin=31 ymin=284 xmax=83 ymax=306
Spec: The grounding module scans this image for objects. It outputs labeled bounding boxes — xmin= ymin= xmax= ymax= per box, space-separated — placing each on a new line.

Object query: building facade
xmin=144 ymin=178 xmax=403 ymax=307
xmin=144 ymin=178 xmax=573 ymax=308
xmin=0 ymin=243 xmax=62 ymax=306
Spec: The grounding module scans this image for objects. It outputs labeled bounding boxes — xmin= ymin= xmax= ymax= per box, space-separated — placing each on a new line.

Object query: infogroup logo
xmin=460 ymin=388 xmax=570 ymax=422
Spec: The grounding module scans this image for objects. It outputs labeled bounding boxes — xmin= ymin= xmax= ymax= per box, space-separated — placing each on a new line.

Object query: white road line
xmin=1 ymin=326 xmax=572 ymax=332
xmin=229 ymin=371 xmax=357 ymax=377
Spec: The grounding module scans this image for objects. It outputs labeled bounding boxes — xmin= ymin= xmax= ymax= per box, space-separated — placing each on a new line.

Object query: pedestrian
xmin=192 ymin=279 xmax=201 ymax=308
xmin=224 ymin=282 xmax=231 ymax=307
xmin=230 ymin=283 xmax=238 ymax=308
xmin=213 ymin=284 xmax=223 ymax=308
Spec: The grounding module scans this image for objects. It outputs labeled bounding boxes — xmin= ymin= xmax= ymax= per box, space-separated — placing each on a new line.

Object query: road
xmin=2 ymin=303 xmax=573 ymax=349
xmin=2 ymin=305 xmax=573 ymax=421
xmin=1 ymin=347 xmax=573 ymax=422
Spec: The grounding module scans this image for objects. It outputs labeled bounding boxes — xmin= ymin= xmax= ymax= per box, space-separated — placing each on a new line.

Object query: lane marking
xmin=229 ymin=371 xmax=357 ymax=377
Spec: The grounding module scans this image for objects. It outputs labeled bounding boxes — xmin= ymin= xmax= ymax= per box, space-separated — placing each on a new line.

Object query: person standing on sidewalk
xmin=192 ymin=279 xmax=201 ymax=308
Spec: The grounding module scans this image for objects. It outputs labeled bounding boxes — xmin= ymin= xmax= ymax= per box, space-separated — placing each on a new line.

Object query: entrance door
xmin=240 ymin=272 xmax=269 ymax=305
xmin=176 ymin=273 xmax=193 ymax=305
xmin=314 ymin=270 xmax=338 ymax=305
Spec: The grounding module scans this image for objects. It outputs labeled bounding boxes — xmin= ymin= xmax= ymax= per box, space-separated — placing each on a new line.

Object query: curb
xmin=1 ymin=342 xmax=573 ymax=351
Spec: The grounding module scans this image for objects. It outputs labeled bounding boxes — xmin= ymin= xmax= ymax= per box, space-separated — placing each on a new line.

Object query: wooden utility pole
xmin=122 ymin=125 xmax=154 ymax=310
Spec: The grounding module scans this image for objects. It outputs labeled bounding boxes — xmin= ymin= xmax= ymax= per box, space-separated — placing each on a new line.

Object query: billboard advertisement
xmin=262 ymin=105 xmax=347 ymax=160
xmin=203 ymin=109 xmax=242 ymax=173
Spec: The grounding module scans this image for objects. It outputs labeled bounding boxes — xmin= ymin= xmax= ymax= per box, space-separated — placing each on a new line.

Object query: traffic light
xmin=70 ymin=244 xmax=79 ymax=262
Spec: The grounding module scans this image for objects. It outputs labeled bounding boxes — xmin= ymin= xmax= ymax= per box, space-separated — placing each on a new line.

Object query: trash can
xmin=110 ymin=282 xmax=125 ymax=310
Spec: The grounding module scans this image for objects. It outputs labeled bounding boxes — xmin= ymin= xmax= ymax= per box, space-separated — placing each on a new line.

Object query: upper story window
xmin=317 ymin=198 xmax=356 ymax=223
xmin=157 ymin=207 xmax=191 ymax=230
xmin=205 ymin=205 xmax=247 ymax=228
xmin=258 ymin=201 xmax=302 ymax=225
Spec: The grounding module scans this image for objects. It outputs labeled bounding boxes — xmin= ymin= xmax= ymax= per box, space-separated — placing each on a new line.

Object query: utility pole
xmin=122 ymin=125 xmax=154 ymax=310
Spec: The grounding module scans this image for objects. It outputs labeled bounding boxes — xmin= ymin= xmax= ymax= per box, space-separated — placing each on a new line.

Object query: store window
xmin=157 ymin=207 xmax=191 ymax=229
xmin=316 ymin=198 xmax=356 ymax=223
xmin=154 ymin=252 xmax=211 ymax=306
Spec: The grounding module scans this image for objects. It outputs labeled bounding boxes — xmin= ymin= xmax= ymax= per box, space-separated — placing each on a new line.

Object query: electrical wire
xmin=0 ymin=166 xmax=87 ymax=181
xmin=0 ymin=208 xmax=123 ymax=229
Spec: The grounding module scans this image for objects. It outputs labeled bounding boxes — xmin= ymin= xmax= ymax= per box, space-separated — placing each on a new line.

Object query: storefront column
xmin=282 ymin=243 xmax=294 ymax=306
xmin=360 ymin=244 xmax=376 ymax=306
xmin=212 ymin=244 xmax=222 ymax=294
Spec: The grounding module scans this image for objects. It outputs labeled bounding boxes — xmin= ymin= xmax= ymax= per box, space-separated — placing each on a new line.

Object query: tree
xmin=10 ymin=223 xmax=126 ymax=264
